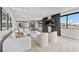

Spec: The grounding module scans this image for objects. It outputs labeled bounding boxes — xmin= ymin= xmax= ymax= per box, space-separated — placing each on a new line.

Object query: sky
xmin=61 ymin=13 xmax=79 ymax=24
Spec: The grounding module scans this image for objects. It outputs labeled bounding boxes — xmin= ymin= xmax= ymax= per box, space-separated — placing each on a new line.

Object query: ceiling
xmin=10 ymin=7 xmax=75 ymax=21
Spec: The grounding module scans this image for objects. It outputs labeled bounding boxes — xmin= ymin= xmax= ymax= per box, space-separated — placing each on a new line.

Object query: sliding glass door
xmin=60 ymin=12 xmax=79 ymax=40
xmin=60 ymin=16 xmax=67 ymax=29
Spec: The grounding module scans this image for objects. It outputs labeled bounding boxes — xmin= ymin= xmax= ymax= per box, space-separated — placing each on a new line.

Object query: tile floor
xmin=32 ymin=35 xmax=79 ymax=52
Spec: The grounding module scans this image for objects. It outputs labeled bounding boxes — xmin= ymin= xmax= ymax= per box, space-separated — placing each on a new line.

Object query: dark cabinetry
xmin=42 ymin=14 xmax=61 ymax=36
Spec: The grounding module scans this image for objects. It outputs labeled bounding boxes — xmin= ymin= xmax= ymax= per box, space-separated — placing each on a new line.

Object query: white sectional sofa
xmin=0 ymin=30 xmax=12 ymax=52
xmin=3 ymin=31 xmax=31 ymax=52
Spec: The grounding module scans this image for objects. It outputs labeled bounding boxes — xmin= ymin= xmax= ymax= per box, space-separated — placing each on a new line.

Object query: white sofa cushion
xmin=0 ymin=30 xmax=12 ymax=45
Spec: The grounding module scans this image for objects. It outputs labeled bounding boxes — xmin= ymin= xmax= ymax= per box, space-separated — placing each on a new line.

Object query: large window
xmin=68 ymin=13 xmax=79 ymax=29
xmin=0 ymin=7 xmax=12 ymax=31
xmin=2 ymin=8 xmax=7 ymax=30
xmin=68 ymin=13 xmax=79 ymax=24
xmin=60 ymin=12 xmax=79 ymax=40
xmin=61 ymin=16 xmax=66 ymax=23
xmin=60 ymin=16 xmax=67 ymax=28
xmin=61 ymin=12 xmax=79 ymax=29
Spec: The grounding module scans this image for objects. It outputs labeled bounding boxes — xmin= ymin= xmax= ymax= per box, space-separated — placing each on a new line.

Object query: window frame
xmin=60 ymin=11 xmax=79 ymax=29
xmin=0 ymin=7 xmax=12 ymax=31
